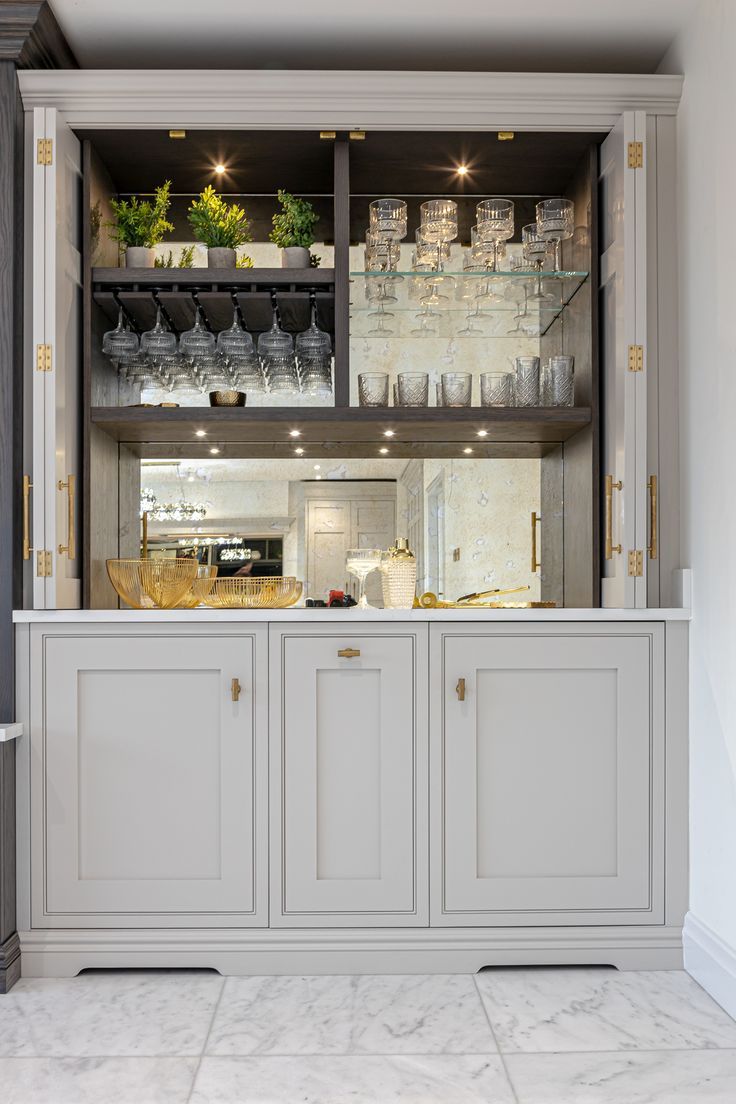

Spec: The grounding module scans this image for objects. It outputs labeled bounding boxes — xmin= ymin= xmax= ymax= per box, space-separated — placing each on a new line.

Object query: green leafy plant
xmin=187 ymin=185 xmax=252 ymax=249
xmin=108 ymin=181 xmax=174 ymax=249
xmin=270 ymin=189 xmax=319 ymax=253
xmin=236 ymin=253 xmax=254 ymax=268
xmin=154 ymin=245 xmax=197 ymax=269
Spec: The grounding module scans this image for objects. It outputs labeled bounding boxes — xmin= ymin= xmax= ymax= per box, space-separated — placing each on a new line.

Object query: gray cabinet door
xmin=270 ymin=627 xmax=427 ymax=926
xmin=31 ymin=629 xmax=267 ymax=927
xmin=432 ymin=626 xmax=663 ymax=926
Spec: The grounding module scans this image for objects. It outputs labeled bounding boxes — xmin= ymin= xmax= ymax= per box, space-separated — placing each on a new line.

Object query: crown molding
xmin=17 ymin=69 xmax=682 ymax=129
xmin=0 ymin=1 xmax=77 ymax=68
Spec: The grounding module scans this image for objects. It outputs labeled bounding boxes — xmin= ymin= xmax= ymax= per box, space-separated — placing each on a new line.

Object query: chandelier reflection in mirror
xmin=140 ymin=487 xmax=209 ymax=522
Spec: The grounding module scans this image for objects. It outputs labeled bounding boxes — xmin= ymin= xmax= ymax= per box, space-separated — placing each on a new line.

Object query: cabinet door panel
xmin=434 ymin=629 xmax=660 ymax=925
xmin=33 ymin=631 xmax=266 ymax=927
xmin=271 ymin=630 xmax=426 ymax=926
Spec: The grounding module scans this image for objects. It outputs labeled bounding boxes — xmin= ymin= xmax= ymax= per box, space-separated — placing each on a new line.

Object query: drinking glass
xmin=346 ymin=548 xmax=383 ymax=609
xmin=102 ymin=308 xmax=139 ymax=361
xmin=140 ymin=305 xmax=178 ymax=361
xmin=536 ymin=198 xmax=574 ymax=270
xmin=543 ymin=355 xmax=575 ymax=406
xmin=180 ymin=310 xmax=216 ymax=360
xmin=522 ymin=223 xmax=553 ymax=301
xmin=414 ymin=231 xmax=451 ymax=272
xmin=365 ymin=232 xmax=401 ymax=271
xmin=369 ymin=198 xmax=408 ymax=241
xmin=358 ymin=372 xmax=389 ymax=407
xmin=397 ymin=372 xmax=429 ymax=407
xmin=514 ymin=356 xmax=541 ymax=406
xmin=475 ymin=198 xmax=514 ymax=269
xmin=481 ymin=371 xmax=514 ymax=406
xmin=441 ymin=372 xmax=472 ymax=407
xmin=217 ymin=308 xmax=255 ymax=362
xmin=420 ymin=199 xmax=458 ymax=243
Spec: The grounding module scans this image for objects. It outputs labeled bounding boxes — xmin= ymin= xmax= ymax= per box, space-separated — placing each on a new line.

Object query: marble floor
xmin=1 ymin=967 xmax=736 ymax=1102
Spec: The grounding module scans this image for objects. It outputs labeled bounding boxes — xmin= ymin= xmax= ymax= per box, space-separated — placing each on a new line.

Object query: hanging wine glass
xmin=102 ymin=307 xmax=139 ymax=361
xmin=140 ymin=304 xmax=178 ymax=360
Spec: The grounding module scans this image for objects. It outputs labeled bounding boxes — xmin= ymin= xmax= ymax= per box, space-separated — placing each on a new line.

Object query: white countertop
xmin=14 ymin=607 xmax=691 ymax=623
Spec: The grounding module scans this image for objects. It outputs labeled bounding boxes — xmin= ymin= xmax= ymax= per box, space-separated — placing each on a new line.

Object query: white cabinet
xmin=269 ymin=625 xmax=428 ymax=926
xmin=431 ymin=624 xmax=664 ymax=926
xmin=27 ymin=626 xmax=268 ymax=928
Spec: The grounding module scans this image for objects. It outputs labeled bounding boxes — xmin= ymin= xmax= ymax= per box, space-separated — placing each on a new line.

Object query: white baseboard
xmin=684 ymin=912 xmax=736 ymax=1021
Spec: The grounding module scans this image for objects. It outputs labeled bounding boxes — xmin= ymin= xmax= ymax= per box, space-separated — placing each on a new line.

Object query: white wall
xmin=660 ymin=0 xmax=736 ymax=1015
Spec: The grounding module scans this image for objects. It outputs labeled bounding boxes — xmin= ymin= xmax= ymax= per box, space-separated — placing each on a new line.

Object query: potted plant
xmin=270 ymin=189 xmax=319 ymax=268
xmin=188 ymin=185 xmax=252 ymax=268
xmin=108 ymin=181 xmax=174 ymax=268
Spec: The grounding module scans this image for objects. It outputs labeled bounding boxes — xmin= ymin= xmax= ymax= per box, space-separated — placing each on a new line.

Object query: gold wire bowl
xmin=106 ymin=558 xmax=200 ymax=609
xmin=194 ymin=576 xmax=302 ymax=609
xmin=176 ymin=564 xmax=218 ymax=608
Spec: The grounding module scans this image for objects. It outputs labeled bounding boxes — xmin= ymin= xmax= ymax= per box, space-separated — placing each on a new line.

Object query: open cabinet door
xmin=599 ymin=111 xmax=648 ymax=608
xmin=31 ymin=107 xmax=82 ymax=608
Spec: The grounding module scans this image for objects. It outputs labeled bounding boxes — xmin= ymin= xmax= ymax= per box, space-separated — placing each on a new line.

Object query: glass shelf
xmin=349 ymin=270 xmax=588 ymax=338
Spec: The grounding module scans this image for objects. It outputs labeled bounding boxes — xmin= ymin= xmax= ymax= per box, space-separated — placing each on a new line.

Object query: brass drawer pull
xmin=647 ymin=474 xmax=658 ymax=560
xmin=338 ymin=648 xmax=361 ymax=658
xmin=531 ymin=511 xmax=541 ymax=573
xmin=231 ymin=678 xmax=241 ymax=702
xmin=456 ymin=677 xmax=466 ymax=701
xmin=57 ymin=474 xmax=76 ymax=559
xmin=604 ymin=474 xmax=622 ymax=559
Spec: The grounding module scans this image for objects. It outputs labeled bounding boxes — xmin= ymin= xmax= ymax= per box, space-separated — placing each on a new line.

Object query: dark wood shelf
xmin=90 ymin=405 xmax=591 ymax=460
xmin=92 ymin=267 xmax=335 ymax=287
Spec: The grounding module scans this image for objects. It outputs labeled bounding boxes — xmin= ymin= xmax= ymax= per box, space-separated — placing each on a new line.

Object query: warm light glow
xmin=463 ymin=447 xmax=473 ymax=454
xmin=456 ymin=164 xmax=469 ymax=176
xmin=313 ymin=464 xmax=321 ymax=470
xmin=209 ymin=447 xmax=221 ymax=455
xmin=379 ymin=447 xmax=389 ymax=455
xmin=214 ymin=163 xmax=226 ymax=175
xmin=294 ymin=447 xmax=304 ymax=455
xmin=195 ymin=429 xmax=207 ymax=437
xmin=476 ymin=429 xmax=488 ymax=437
xmin=289 ymin=429 xmax=301 ymax=437
xmin=383 ymin=429 xmax=395 ymax=437
xmin=315 ymin=475 xmax=322 ymax=480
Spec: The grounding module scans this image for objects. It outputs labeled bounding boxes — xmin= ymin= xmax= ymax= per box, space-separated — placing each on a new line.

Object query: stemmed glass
xmin=102 ymin=307 xmax=139 ymax=361
xmin=522 ymin=223 xmax=553 ymax=302
xmin=475 ymin=198 xmax=514 ymax=270
xmin=369 ymin=199 xmax=408 ymax=242
xmin=346 ymin=548 xmax=383 ymax=609
xmin=140 ymin=305 xmax=178 ymax=362
xmin=536 ymin=198 xmax=574 ymax=271
xmin=180 ymin=305 xmax=216 ymax=361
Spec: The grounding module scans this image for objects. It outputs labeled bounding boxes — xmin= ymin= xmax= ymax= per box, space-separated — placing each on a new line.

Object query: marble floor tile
xmin=0 ymin=971 xmax=223 ymax=1057
xmin=206 ymin=974 xmax=497 ymax=1055
xmin=191 ymin=1055 xmax=515 ymax=1103
xmin=505 ymin=1048 xmax=736 ymax=1103
xmin=476 ymin=968 xmax=736 ymax=1053
xmin=0 ymin=1056 xmax=197 ymax=1104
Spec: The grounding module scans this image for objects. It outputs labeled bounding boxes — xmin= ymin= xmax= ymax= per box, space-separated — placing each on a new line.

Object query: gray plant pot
xmin=281 ymin=246 xmax=311 ymax=269
xmin=207 ymin=247 xmax=237 ymax=268
xmin=125 ymin=246 xmax=156 ymax=268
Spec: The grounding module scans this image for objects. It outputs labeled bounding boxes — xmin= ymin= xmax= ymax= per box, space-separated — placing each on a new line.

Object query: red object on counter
xmin=328 ymin=589 xmax=345 ymax=605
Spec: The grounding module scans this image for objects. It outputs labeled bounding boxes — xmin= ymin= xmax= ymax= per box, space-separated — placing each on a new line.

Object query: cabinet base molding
xmin=0 ymin=932 xmax=22 ymax=993
xmin=18 ymin=925 xmax=684 ymax=978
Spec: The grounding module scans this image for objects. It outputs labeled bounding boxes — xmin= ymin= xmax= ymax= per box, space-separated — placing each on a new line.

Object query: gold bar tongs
xmin=417 ymin=585 xmax=531 ymax=609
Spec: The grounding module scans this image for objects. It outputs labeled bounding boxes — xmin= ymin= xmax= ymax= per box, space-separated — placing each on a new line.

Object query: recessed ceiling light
xmin=209 ymin=447 xmax=221 ymax=455
xmin=315 ymin=475 xmax=322 ymax=480
xmin=384 ymin=429 xmax=395 ymax=437
xmin=476 ymin=429 xmax=488 ymax=438
xmin=294 ymin=447 xmax=304 ymax=455
xmin=195 ymin=429 xmax=207 ymax=438
xmin=379 ymin=447 xmax=389 ymax=455
xmin=214 ymin=163 xmax=226 ymax=175
xmin=463 ymin=447 xmax=473 ymax=454
xmin=456 ymin=164 xmax=469 ymax=175
xmin=289 ymin=429 xmax=301 ymax=437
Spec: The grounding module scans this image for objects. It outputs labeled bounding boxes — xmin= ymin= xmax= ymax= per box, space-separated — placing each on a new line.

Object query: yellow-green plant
xmin=188 ymin=185 xmax=252 ymax=249
xmin=108 ymin=181 xmax=174 ymax=248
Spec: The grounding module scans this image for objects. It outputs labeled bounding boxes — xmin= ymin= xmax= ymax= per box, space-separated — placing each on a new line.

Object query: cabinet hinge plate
xmin=36 ymin=343 xmax=52 ymax=372
xmin=36 ymin=137 xmax=53 ymax=166
xmin=36 ymin=550 xmax=52 ymax=577
xmin=627 ymin=344 xmax=644 ymax=372
xmin=627 ymin=549 xmax=644 ymax=577
xmin=627 ymin=140 xmax=644 ymax=168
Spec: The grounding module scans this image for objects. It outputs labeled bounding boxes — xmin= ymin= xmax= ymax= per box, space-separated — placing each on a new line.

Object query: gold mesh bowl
xmin=106 ymin=558 xmax=199 ymax=609
xmin=194 ymin=576 xmax=302 ymax=609
xmin=176 ymin=564 xmax=218 ymax=608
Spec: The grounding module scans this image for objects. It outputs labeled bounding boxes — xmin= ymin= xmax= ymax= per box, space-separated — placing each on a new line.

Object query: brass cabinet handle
xmin=531 ymin=511 xmax=541 ymax=573
xmin=231 ymin=678 xmax=241 ymax=702
xmin=604 ymin=474 xmax=623 ymax=559
xmin=23 ymin=475 xmax=33 ymax=560
xmin=647 ymin=474 xmax=658 ymax=560
xmin=338 ymin=648 xmax=361 ymax=658
xmin=456 ymin=677 xmax=466 ymax=701
xmin=57 ymin=474 xmax=76 ymax=559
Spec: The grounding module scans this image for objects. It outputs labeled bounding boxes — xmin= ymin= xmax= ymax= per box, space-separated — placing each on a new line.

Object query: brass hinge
xmin=36 ymin=550 xmax=52 ymax=577
xmin=36 ymin=343 xmax=52 ymax=372
xmin=627 ymin=140 xmax=644 ymax=169
xmin=36 ymin=137 xmax=53 ymax=165
xmin=319 ymin=131 xmax=336 ymax=140
xmin=627 ymin=549 xmax=644 ymax=577
xmin=627 ymin=344 xmax=644 ymax=372
xmin=349 ymin=130 xmax=365 ymax=141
